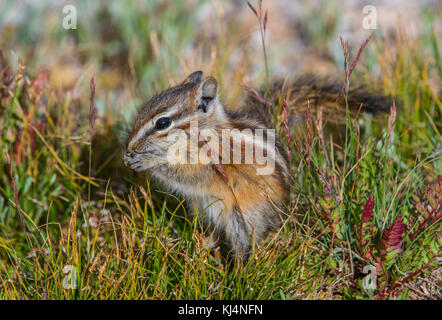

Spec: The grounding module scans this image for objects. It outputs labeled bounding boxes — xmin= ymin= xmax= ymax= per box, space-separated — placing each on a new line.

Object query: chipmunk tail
xmin=246 ymin=74 xmax=393 ymax=126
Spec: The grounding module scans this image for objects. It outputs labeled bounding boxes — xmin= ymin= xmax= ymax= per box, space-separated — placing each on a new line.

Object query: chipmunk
xmin=124 ymin=71 xmax=390 ymax=263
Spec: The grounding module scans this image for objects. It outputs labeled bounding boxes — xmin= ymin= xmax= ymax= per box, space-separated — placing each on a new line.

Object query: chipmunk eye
xmin=155 ymin=117 xmax=172 ymax=130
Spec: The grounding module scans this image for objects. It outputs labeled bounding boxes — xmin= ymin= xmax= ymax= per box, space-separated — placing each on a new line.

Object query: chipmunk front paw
xmin=124 ymin=150 xmax=169 ymax=172
xmin=124 ymin=151 xmax=149 ymax=172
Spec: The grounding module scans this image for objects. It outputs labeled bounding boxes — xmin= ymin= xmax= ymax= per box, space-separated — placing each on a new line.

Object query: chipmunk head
xmin=124 ymin=71 xmax=224 ymax=171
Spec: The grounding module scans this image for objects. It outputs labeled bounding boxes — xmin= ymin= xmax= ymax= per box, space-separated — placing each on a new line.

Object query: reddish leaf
xmin=359 ymin=195 xmax=375 ymax=257
xmin=410 ymin=199 xmax=441 ymax=240
xmin=362 ymin=195 xmax=374 ymax=223
xmin=382 ymin=216 xmax=404 ymax=254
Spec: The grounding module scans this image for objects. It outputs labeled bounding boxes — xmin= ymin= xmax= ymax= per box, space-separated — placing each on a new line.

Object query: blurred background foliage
xmin=0 ymin=0 xmax=440 ymax=299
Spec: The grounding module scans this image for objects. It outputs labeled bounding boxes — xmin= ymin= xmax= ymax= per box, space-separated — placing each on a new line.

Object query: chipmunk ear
xmin=196 ymin=76 xmax=218 ymax=113
xmin=181 ymin=71 xmax=203 ymax=85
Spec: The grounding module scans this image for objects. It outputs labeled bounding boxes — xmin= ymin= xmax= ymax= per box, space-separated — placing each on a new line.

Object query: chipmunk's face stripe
xmin=128 ymin=103 xmax=203 ymax=148
xmin=152 ymin=113 xmax=207 ymax=141
xmin=129 ymin=104 xmax=184 ymax=149
xmin=128 ymin=78 xmax=225 ymax=150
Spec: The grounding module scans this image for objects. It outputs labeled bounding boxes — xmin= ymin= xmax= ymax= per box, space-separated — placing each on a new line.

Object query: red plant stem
xmin=339 ymin=35 xmax=372 ymax=92
xmin=388 ymin=102 xmax=397 ymax=143
xmin=305 ymin=101 xmax=312 ymax=166
xmin=348 ymin=35 xmax=372 ymax=81
xmin=191 ymin=127 xmax=251 ymax=243
xmin=239 ymin=83 xmax=273 ymax=109
xmin=409 ymin=199 xmax=441 ymax=240
xmin=282 ymin=100 xmax=291 ymax=160
xmin=387 ymin=258 xmax=436 ymax=295
xmin=6 ymin=152 xmax=27 ymax=234
xmin=89 ymin=77 xmax=96 ymax=133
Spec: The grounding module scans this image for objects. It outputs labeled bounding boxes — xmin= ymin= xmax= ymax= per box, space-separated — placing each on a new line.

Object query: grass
xmin=0 ymin=0 xmax=440 ymax=299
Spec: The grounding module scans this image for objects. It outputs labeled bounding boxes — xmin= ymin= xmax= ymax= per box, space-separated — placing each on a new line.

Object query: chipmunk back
xmin=124 ymin=70 xmax=390 ymax=263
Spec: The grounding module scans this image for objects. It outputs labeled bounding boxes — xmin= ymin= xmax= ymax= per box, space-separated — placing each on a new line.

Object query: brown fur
xmin=124 ymin=71 xmax=389 ymax=264
xmin=246 ymin=74 xmax=392 ymax=128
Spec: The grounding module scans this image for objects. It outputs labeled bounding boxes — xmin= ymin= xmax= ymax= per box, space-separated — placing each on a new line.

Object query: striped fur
xmin=124 ymin=71 xmax=389 ymax=263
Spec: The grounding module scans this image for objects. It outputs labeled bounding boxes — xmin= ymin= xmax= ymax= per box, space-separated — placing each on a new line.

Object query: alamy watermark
xmin=362 ymin=264 xmax=377 ymax=291
xmin=362 ymin=5 xmax=377 ymax=30
xmin=62 ymin=265 xmax=77 ymax=289
xmin=61 ymin=4 xmax=377 ymax=34
xmin=62 ymin=5 xmax=77 ymax=30
xmin=164 ymin=121 xmax=277 ymax=175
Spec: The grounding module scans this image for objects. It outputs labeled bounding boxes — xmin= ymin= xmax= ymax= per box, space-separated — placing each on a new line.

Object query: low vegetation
xmin=0 ymin=0 xmax=440 ymax=299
